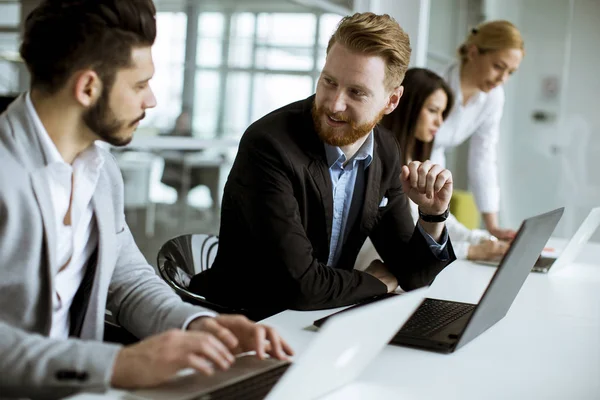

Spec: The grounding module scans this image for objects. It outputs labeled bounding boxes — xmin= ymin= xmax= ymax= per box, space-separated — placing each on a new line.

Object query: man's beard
xmin=311 ymin=101 xmax=385 ymax=147
xmin=83 ymin=91 xmax=145 ymax=147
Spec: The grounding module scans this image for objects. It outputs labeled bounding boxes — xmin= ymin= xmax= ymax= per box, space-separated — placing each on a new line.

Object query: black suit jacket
xmin=190 ymin=95 xmax=455 ymax=316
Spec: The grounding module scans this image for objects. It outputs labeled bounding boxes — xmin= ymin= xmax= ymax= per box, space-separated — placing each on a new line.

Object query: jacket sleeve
xmin=445 ymin=213 xmax=494 ymax=260
xmin=0 ymin=321 xmax=122 ymax=400
xmin=368 ymin=164 xmax=456 ymax=291
xmin=104 ymin=153 xmax=216 ymax=339
xmin=106 ymin=222 xmax=216 ymax=338
xmin=229 ymin=132 xmax=387 ymax=310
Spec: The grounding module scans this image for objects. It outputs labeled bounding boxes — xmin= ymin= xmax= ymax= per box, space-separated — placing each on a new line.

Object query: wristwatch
xmin=418 ymin=207 xmax=450 ymax=223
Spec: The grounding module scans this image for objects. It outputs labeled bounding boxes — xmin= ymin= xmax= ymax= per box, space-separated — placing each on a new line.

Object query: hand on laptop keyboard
xmin=467 ymin=239 xmax=510 ymax=261
xmin=190 ymin=315 xmax=294 ymax=361
xmin=111 ymin=329 xmax=236 ymax=389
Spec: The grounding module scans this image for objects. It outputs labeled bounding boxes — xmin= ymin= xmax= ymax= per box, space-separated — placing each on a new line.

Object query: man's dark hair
xmin=20 ymin=0 xmax=157 ymax=94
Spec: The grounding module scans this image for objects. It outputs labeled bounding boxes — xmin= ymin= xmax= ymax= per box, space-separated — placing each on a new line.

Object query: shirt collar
xmin=25 ymin=92 xmax=104 ymax=170
xmin=25 ymin=92 xmax=64 ymax=165
xmin=324 ymin=130 xmax=374 ymax=170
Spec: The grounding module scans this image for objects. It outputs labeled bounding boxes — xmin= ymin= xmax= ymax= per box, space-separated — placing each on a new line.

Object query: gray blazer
xmin=0 ymin=95 xmax=210 ymax=399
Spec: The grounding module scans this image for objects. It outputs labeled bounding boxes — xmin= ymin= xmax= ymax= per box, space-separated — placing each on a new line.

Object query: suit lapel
xmin=30 ymin=172 xmax=58 ymax=278
xmin=6 ymin=95 xmax=57 ymax=278
xmin=307 ymin=159 xmax=333 ymax=242
xmin=78 ymin=185 xmax=117 ymax=339
xmin=301 ymin=97 xmax=335 ymax=243
xmin=360 ymin=140 xmax=382 ymax=234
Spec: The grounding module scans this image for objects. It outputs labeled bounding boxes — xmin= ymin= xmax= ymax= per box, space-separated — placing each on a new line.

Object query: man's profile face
xmin=84 ymin=46 xmax=157 ymax=146
xmin=313 ymin=42 xmax=397 ymax=147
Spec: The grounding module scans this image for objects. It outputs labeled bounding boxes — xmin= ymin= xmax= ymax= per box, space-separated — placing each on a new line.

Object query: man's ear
xmin=73 ymin=70 xmax=102 ymax=108
xmin=384 ymin=85 xmax=403 ymax=115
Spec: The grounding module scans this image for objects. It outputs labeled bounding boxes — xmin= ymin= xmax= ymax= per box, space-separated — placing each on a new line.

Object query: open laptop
xmin=125 ymin=287 xmax=428 ymax=400
xmin=477 ymin=207 xmax=600 ymax=273
xmin=315 ymin=207 xmax=564 ymax=354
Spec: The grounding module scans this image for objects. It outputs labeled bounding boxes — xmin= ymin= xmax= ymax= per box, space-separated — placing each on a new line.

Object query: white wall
xmin=563 ymin=0 xmax=600 ymax=241
xmin=486 ymin=0 xmax=600 ymax=241
xmin=426 ymin=0 xmax=472 ymax=190
xmin=427 ymin=0 xmax=467 ymax=69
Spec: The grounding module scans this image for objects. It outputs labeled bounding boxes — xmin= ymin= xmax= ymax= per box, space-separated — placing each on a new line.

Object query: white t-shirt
xmin=431 ymin=62 xmax=505 ymax=214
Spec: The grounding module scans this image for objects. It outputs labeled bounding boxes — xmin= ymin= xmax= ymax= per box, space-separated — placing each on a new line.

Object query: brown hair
xmin=458 ymin=20 xmax=524 ymax=63
xmin=20 ymin=0 xmax=157 ymax=94
xmin=326 ymin=12 xmax=411 ymax=90
xmin=379 ymin=68 xmax=454 ymax=165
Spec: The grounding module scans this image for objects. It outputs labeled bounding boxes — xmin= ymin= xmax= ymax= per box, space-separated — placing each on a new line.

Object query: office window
xmin=317 ymin=14 xmax=343 ymax=70
xmin=222 ymin=72 xmax=251 ymax=137
xmin=257 ymin=13 xmax=316 ymax=47
xmin=194 ymin=70 xmax=221 ymax=137
xmin=197 ymin=13 xmax=225 ymax=67
xmin=191 ymin=11 xmax=342 ymax=139
xmin=255 ymin=13 xmax=316 ymax=71
xmin=0 ymin=3 xmax=20 ymax=26
xmin=0 ymin=2 xmax=20 ymax=95
xmin=228 ymin=13 xmax=255 ymax=68
xmin=143 ymin=12 xmax=186 ymax=132
xmin=251 ymin=74 xmax=313 ymax=122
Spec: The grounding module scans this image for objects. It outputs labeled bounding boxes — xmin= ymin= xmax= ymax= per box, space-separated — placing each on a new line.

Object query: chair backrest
xmin=157 ymin=234 xmax=219 ymax=295
xmin=190 ymin=234 xmax=219 ymax=273
xmin=156 ymin=234 xmax=251 ymax=316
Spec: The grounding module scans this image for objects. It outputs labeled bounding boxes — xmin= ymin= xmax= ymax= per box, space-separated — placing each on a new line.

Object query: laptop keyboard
xmin=197 ymin=363 xmax=291 ymax=400
xmin=399 ymin=298 xmax=476 ymax=337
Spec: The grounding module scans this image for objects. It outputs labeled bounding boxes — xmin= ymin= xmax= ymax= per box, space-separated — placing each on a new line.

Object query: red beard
xmin=311 ymin=101 xmax=385 ymax=147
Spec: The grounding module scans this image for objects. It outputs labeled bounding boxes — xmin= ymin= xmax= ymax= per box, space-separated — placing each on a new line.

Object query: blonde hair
xmin=458 ymin=20 xmax=524 ymax=63
xmin=326 ymin=12 xmax=411 ymax=90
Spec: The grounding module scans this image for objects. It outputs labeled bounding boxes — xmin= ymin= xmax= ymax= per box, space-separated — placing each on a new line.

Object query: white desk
xmin=264 ymin=249 xmax=600 ymax=400
xmin=67 ymin=240 xmax=600 ymax=400
xmin=125 ymin=136 xmax=239 ymax=151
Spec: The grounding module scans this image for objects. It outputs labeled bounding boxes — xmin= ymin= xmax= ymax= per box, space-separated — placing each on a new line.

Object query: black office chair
xmin=157 ymin=234 xmax=250 ymax=316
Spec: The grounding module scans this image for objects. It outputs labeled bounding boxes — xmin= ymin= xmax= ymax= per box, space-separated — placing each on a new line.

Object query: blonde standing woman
xmin=431 ymin=20 xmax=524 ymax=241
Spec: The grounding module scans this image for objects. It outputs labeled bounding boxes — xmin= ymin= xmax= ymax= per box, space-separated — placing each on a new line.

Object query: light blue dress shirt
xmin=324 ymin=131 xmax=448 ymax=268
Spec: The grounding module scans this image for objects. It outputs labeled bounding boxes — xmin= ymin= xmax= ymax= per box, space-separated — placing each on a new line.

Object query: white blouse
xmin=354 ymin=201 xmax=493 ymax=270
xmin=430 ymin=63 xmax=505 ymax=214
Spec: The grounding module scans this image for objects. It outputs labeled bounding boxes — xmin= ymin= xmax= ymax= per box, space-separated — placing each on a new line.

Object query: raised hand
xmin=400 ymin=160 xmax=453 ymax=215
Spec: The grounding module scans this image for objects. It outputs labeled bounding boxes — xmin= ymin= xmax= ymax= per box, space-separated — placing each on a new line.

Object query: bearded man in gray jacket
xmin=0 ymin=1 xmax=292 ymax=399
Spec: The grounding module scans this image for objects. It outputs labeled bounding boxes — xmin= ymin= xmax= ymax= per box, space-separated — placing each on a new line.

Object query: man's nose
xmin=144 ymin=87 xmax=157 ymax=109
xmin=329 ymin=90 xmax=347 ymax=114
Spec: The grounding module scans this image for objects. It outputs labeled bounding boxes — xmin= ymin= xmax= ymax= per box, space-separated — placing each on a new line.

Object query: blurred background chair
xmin=114 ymin=151 xmax=177 ymax=237
xmin=115 ymin=151 xmax=157 ymax=237
xmin=450 ymin=189 xmax=481 ymax=230
xmin=160 ymin=150 xmax=227 ymax=220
